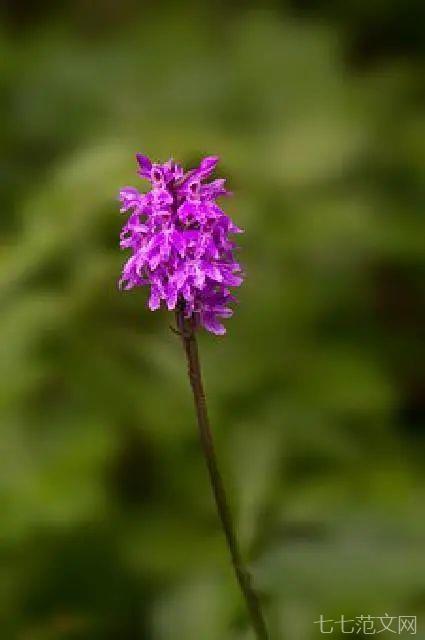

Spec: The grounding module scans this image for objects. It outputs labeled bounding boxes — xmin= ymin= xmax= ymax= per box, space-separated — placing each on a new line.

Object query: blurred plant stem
xmin=175 ymin=309 xmax=269 ymax=640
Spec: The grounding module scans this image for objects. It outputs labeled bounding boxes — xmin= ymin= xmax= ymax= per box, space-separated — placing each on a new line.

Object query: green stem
xmin=176 ymin=310 xmax=269 ymax=640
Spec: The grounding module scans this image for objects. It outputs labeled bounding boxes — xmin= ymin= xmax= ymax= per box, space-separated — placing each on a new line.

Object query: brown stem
xmin=176 ymin=309 xmax=269 ymax=640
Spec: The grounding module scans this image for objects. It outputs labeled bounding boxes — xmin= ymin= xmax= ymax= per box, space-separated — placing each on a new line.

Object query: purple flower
xmin=118 ymin=154 xmax=243 ymax=335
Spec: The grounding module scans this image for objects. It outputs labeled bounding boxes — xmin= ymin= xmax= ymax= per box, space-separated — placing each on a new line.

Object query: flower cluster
xmin=119 ymin=154 xmax=243 ymax=335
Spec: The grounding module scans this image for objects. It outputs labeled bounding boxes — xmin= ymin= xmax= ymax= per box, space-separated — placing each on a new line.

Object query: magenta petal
xmin=165 ymin=283 xmax=178 ymax=310
xmin=198 ymin=155 xmax=219 ymax=178
xmin=148 ymin=289 xmax=161 ymax=311
xmin=202 ymin=313 xmax=226 ymax=335
xmin=136 ymin=154 xmax=152 ymax=179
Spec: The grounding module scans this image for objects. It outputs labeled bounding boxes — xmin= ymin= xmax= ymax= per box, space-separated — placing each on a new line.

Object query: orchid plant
xmin=118 ymin=154 xmax=268 ymax=639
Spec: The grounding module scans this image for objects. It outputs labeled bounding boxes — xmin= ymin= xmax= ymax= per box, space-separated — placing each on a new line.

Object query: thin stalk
xmin=176 ymin=309 xmax=269 ymax=640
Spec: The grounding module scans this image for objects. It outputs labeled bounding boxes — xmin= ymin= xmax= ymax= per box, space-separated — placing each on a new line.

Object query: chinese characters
xmin=314 ymin=614 xmax=416 ymax=635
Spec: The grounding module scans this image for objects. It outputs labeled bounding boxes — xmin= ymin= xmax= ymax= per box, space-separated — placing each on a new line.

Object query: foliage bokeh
xmin=1 ymin=1 xmax=424 ymax=638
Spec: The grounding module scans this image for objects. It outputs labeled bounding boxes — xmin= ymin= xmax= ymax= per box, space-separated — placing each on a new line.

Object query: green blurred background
xmin=1 ymin=1 xmax=424 ymax=638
